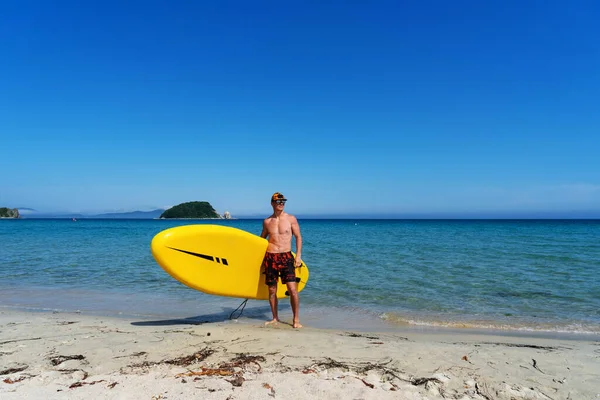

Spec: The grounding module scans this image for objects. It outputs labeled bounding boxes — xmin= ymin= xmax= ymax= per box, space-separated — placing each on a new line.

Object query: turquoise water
xmin=1 ymin=219 xmax=599 ymax=336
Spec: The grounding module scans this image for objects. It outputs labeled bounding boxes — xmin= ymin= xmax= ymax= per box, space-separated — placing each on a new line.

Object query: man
xmin=260 ymin=192 xmax=303 ymax=328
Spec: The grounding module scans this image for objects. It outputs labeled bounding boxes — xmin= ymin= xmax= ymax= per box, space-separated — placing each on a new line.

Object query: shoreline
xmin=1 ymin=309 xmax=599 ymax=399
xmin=3 ymin=301 xmax=600 ymax=343
xmin=2 ymin=294 xmax=600 ymax=342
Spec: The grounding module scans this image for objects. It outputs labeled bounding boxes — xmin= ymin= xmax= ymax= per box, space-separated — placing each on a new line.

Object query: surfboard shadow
xmin=129 ymin=305 xmax=286 ymax=326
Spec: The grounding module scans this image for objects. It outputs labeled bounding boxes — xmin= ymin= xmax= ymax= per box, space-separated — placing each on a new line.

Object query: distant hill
xmin=18 ymin=209 xmax=165 ymax=219
xmin=160 ymin=201 xmax=221 ymax=219
xmin=93 ymin=209 xmax=165 ymax=219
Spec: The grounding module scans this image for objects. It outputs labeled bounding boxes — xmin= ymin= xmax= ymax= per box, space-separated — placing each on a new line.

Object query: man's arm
xmin=260 ymin=219 xmax=269 ymax=239
xmin=290 ymin=215 xmax=302 ymax=266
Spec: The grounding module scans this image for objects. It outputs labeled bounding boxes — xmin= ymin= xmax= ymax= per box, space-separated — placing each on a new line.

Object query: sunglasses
xmin=273 ymin=200 xmax=287 ymax=205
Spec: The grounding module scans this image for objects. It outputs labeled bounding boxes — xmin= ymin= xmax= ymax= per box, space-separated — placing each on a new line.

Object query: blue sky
xmin=1 ymin=1 xmax=599 ymax=217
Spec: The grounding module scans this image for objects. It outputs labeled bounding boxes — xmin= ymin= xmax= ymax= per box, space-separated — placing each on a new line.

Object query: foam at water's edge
xmin=380 ymin=312 xmax=600 ymax=336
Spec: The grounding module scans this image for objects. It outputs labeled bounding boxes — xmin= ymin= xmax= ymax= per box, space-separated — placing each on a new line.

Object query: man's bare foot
xmin=293 ymin=321 xmax=303 ymax=329
xmin=265 ymin=318 xmax=280 ymax=326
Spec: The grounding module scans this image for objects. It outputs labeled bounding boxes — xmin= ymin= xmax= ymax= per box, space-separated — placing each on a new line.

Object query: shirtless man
xmin=260 ymin=192 xmax=303 ymax=328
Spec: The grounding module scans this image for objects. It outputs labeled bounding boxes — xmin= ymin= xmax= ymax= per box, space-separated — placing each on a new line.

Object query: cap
xmin=271 ymin=192 xmax=287 ymax=202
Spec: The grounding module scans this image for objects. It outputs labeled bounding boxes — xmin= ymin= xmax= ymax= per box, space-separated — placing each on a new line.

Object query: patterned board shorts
xmin=262 ymin=251 xmax=297 ymax=286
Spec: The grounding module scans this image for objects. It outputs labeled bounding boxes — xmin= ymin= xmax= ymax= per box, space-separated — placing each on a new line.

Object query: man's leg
xmin=265 ymin=284 xmax=279 ymax=325
xmin=285 ymin=281 xmax=302 ymax=328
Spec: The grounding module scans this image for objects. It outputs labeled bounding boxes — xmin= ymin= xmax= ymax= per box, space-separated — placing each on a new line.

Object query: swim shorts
xmin=262 ymin=251 xmax=296 ymax=286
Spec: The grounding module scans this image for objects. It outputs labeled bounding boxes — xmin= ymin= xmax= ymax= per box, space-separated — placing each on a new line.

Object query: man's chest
xmin=267 ymin=219 xmax=291 ymax=234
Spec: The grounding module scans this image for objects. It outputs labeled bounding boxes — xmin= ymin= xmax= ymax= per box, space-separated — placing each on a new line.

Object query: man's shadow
xmin=130 ymin=304 xmax=291 ymax=327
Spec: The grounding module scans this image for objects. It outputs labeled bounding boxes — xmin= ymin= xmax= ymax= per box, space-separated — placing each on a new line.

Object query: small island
xmin=160 ymin=201 xmax=228 ymax=219
xmin=0 ymin=208 xmax=20 ymax=219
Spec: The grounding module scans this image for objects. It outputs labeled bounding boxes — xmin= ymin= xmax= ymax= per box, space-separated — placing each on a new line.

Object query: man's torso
xmin=264 ymin=213 xmax=293 ymax=253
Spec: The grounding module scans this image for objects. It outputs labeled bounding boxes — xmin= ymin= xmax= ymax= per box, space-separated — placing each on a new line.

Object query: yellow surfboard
xmin=151 ymin=224 xmax=309 ymax=300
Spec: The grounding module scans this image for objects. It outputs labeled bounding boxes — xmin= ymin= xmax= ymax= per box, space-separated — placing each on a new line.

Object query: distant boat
xmin=72 ymin=218 xmax=77 ymax=222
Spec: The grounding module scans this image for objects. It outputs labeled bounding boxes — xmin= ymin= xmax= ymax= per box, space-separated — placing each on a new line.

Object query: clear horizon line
xmin=13 ymin=207 xmax=600 ymax=219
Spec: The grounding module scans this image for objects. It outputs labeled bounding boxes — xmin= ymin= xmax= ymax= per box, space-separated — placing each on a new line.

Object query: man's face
xmin=272 ymin=199 xmax=286 ymax=209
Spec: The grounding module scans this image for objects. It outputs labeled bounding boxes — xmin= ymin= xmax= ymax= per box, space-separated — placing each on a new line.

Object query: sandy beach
xmin=1 ymin=310 xmax=598 ymax=399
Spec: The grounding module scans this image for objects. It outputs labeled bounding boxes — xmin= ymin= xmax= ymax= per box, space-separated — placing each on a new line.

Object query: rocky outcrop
xmin=0 ymin=208 xmax=20 ymax=218
xmin=159 ymin=201 xmax=222 ymax=219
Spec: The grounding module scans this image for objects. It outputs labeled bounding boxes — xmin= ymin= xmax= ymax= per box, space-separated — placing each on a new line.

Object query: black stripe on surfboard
xmin=167 ymin=247 xmax=228 ymax=265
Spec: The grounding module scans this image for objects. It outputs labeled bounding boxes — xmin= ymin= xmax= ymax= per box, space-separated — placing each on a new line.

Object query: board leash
xmin=229 ymin=299 xmax=248 ymax=319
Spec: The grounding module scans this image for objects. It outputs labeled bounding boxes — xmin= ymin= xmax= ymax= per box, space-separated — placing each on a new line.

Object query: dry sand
xmin=1 ymin=309 xmax=599 ymax=399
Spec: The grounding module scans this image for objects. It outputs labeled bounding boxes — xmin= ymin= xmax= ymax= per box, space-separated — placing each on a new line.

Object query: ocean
xmin=1 ymin=218 xmax=599 ymax=338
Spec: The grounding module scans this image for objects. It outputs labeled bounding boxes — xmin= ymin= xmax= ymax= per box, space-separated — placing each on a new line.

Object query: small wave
xmin=379 ymin=312 xmax=600 ymax=335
